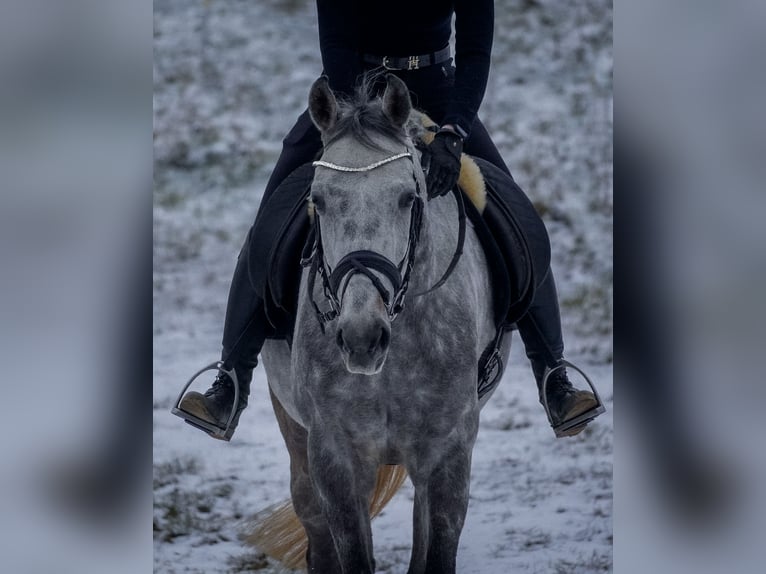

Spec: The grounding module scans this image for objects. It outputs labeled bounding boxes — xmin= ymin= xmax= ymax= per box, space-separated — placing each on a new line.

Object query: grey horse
xmin=251 ymin=74 xmax=510 ymax=574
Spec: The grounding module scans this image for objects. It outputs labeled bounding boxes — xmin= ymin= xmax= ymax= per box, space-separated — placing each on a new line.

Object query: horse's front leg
xmin=421 ymin=440 xmax=475 ymax=574
xmin=307 ymin=428 xmax=377 ymax=574
xmin=407 ymin=487 xmax=429 ymax=574
xmin=269 ymin=391 xmax=340 ymax=573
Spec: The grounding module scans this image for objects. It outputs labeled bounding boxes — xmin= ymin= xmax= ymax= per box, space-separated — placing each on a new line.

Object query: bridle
xmin=300 ymin=148 xmax=466 ymax=332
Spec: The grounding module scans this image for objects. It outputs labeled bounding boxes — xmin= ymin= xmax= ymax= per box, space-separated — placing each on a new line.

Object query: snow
xmin=154 ymin=1 xmax=612 ymax=571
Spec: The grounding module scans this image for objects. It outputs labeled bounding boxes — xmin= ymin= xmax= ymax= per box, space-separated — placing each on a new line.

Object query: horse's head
xmin=306 ymin=74 xmax=425 ymax=375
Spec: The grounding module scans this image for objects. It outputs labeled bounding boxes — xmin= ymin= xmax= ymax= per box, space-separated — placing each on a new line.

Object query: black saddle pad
xmin=247 ymin=163 xmax=315 ymax=333
xmin=470 ymin=157 xmax=551 ymax=327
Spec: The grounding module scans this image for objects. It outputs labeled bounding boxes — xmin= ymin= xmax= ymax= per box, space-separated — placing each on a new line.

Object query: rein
xmin=300 ymin=149 xmax=465 ymax=332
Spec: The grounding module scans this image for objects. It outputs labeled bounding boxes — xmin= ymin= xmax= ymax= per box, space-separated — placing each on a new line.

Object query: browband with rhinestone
xmin=312 ymin=152 xmax=412 ymax=172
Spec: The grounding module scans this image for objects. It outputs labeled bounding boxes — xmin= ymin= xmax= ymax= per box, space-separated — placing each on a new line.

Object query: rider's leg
xmin=177 ymin=110 xmax=322 ymax=440
xmin=177 ymin=230 xmax=269 ymax=440
xmin=516 ymin=271 xmax=564 ymax=382
xmin=517 ymin=271 xmax=602 ymax=436
xmin=461 ymin=118 xmax=603 ymax=436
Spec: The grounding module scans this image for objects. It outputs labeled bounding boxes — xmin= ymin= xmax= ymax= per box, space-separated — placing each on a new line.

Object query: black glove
xmin=425 ymin=129 xmax=463 ymax=199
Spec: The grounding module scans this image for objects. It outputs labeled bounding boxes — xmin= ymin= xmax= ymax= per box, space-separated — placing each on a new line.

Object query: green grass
xmin=552 ymin=550 xmax=612 ymax=573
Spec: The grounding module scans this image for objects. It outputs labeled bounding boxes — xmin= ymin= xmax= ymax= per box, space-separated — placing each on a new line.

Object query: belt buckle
xmin=382 ymin=55 xmax=420 ymax=71
xmin=382 ymin=56 xmax=396 ymax=70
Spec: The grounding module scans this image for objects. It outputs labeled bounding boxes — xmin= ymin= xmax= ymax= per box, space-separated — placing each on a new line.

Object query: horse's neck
xmin=410 ymin=194 xmax=457 ymax=294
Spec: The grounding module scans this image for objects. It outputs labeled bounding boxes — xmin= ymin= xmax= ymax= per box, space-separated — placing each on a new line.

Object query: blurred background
xmin=616 ymin=1 xmax=766 ymax=572
xmin=0 ymin=0 xmax=152 ymax=572
xmin=0 ymin=0 xmax=762 ymax=572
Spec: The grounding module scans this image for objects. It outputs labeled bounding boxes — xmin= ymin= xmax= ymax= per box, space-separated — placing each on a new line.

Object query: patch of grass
xmin=593 ymin=505 xmax=609 ymax=517
xmin=485 ymin=415 xmax=532 ymax=431
xmin=556 ymin=466 xmax=587 ymax=486
xmin=578 ymin=423 xmax=597 ymax=441
xmin=154 ymin=487 xmax=222 ymax=542
xmin=153 ymin=478 xmax=238 ymax=544
xmin=522 ymin=529 xmax=552 ymax=549
xmin=552 ymin=550 xmax=612 ymax=573
xmin=153 ymin=397 xmax=173 ymax=410
xmin=153 ymin=457 xmax=203 ymax=489
xmin=561 ymin=279 xmax=613 ymax=354
xmin=505 ymin=527 xmax=553 ymax=550
xmin=155 ymin=189 xmax=185 ymax=209
xmin=573 ymin=523 xmax=606 ymax=543
xmin=227 ymin=552 xmax=271 ymax=572
xmin=211 ymin=482 xmax=235 ymax=499
xmin=161 ymin=231 xmax=204 ymax=262
xmin=532 ymin=198 xmax=551 ymax=218
xmin=214 ymin=228 xmax=231 ymax=243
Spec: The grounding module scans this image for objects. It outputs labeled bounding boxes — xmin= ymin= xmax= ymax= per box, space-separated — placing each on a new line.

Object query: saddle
xmin=248 ymin=154 xmax=551 ymax=395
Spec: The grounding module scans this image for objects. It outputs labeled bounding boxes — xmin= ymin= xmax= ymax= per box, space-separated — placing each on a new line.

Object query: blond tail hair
xmin=246 ymin=464 xmax=408 ymax=570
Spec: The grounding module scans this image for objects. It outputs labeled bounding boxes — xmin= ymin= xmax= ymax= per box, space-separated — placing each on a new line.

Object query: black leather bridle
xmin=300 ymin=150 xmax=465 ymax=332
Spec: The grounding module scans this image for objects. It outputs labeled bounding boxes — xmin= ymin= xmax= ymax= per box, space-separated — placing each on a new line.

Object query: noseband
xmin=301 ymin=149 xmax=466 ymax=333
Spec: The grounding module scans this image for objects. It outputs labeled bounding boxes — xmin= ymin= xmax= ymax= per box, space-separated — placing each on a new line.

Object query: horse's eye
xmin=399 ymin=191 xmax=417 ymax=209
xmin=311 ymin=194 xmax=325 ymax=212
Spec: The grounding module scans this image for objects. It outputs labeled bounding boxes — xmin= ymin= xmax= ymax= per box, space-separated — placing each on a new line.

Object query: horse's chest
xmin=294 ymin=318 xmax=478 ymax=452
xmin=302 ymin=368 xmax=471 ymax=436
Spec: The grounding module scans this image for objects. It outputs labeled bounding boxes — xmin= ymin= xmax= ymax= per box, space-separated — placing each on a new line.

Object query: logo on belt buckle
xmin=382 ymin=56 xmax=395 ymax=70
xmin=407 ymin=56 xmax=420 ymax=70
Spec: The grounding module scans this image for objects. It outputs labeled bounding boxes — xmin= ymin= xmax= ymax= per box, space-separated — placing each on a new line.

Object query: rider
xmin=176 ymin=0 xmax=603 ymax=440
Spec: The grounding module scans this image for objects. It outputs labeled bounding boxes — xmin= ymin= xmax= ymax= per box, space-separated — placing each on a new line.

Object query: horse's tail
xmin=246 ymin=464 xmax=408 ymax=569
xmin=369 ymin=463 xmax=409 ymax=518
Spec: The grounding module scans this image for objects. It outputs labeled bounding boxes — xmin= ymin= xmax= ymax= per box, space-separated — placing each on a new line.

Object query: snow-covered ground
xmin=154 ymin=1 xmax=612 ymax=572
xmin=154 ymin=348 xmax=612 ymax=573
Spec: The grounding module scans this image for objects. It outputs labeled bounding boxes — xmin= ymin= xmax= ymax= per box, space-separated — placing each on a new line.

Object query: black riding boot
xmin=518 ymin=271 xmax=603 ymax=437
xmin=178 ymin=231 xmax=269 ymax=441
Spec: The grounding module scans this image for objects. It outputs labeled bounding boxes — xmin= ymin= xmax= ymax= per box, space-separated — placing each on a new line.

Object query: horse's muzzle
xmin=336 ymin=318 xmax=391 ymax=375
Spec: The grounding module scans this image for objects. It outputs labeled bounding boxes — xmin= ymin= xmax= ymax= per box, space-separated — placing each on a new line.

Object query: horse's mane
xmin=324 ymin=72 xmax=428 ymax=152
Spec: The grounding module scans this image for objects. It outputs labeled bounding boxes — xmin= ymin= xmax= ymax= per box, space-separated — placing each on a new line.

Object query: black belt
xmin=362 ymin=45 xmax=451 ymax=71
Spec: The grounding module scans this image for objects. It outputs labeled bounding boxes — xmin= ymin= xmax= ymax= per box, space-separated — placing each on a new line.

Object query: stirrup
xmin=541 ymin=359 xmax=606 ymax=438
xmin=170 ymin=361 xmax=240 ymax=441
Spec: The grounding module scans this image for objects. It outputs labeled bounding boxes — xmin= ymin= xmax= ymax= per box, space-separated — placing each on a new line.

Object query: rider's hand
xmin=425 ymin=127 xmax=463 ymax=199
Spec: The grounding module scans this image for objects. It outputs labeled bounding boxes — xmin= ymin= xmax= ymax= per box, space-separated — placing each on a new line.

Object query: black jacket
xmin=317 ymin=0 xmax=494 ymax=137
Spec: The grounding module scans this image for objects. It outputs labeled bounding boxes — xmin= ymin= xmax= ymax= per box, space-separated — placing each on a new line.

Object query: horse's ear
xmin=308 ymin=76 xmax=338 ymax=133
xmin=382 ymin=74 xmax=411 ymax=129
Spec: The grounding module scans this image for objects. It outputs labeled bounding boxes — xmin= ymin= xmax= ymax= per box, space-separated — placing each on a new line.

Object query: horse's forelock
xmin=324 ymin=77 xmax=410 ymax=151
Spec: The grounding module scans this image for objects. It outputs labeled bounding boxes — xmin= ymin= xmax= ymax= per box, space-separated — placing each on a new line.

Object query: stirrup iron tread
xmin=541 ymin=359 xmax=606 ymax=438
xmin=170 ymin=361 xmax=240 ymax=442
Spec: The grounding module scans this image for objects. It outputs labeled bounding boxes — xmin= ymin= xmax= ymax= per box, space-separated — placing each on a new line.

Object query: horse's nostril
xmin=336 ymin=328 xmax=346 ymax=350
xmin=368 ymin=326 xmax=390 ymax=354
xmin=368 ymin=328 xmax=384 ymax=353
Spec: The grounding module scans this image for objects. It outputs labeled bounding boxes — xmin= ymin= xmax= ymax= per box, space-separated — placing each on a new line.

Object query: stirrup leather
xmin=170 ymin=361 xmax=240 ymax=441
xmin=540 ymin=359 xmax=606 ymax=438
